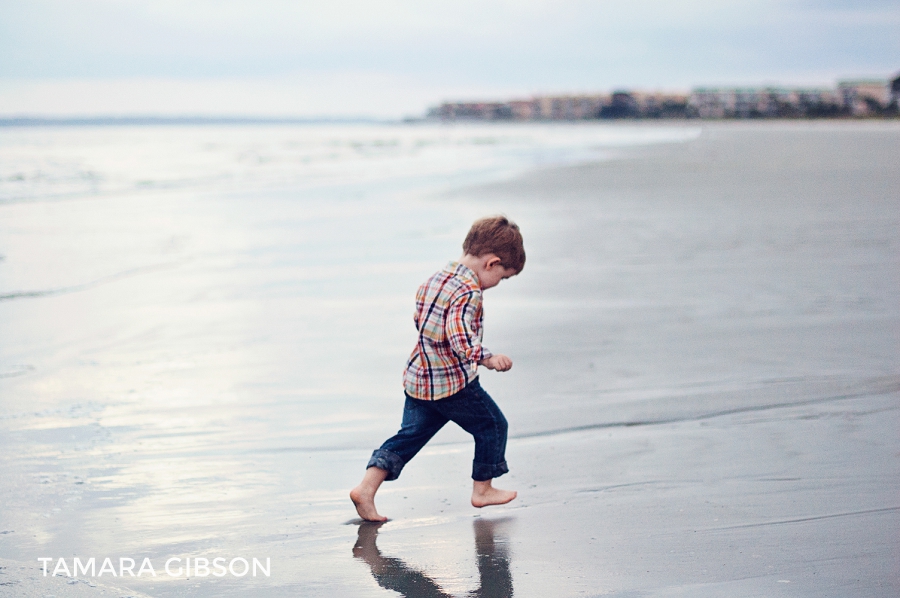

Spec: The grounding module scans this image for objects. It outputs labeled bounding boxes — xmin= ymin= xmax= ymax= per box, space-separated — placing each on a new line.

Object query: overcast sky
xmin=1 ymin=0 xmax=897 ymax=117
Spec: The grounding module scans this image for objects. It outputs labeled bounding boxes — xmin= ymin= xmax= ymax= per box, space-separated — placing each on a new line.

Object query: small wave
xmin=0 ymin=122 xmax=701 ymax=203
xmin=0 ymin=260 xmax=186 ymax=302
xmin=511 ymin=375 xmax=900 ymax=440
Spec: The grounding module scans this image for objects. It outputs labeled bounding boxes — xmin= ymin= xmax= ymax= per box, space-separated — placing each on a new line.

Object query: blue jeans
xmin=367 ymin=378 xmax=509 ymax=482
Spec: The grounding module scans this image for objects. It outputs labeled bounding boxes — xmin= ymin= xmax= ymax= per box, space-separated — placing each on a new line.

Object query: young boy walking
xmin=351 ymin=216 xmax=526 ymax=522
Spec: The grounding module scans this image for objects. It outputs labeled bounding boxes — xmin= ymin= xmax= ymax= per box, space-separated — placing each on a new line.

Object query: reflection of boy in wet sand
xmin=353 ymin=519 xmax=514 ymax=598
xmin=351 ymin=216 xmax=525 ymax=522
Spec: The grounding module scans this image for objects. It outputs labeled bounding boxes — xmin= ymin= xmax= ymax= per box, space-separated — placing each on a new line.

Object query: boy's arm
xmin=413 ymin=287 xmax=424 ymax=330
xmin=445 ymin=292 xmax=491 ymax=366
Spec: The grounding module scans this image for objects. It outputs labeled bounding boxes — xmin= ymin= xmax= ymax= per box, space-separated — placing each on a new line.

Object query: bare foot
xmin=351 ymin=467 xmax=389 ymax=522
xmin=471 ymin=479 xmax=517 ymax=508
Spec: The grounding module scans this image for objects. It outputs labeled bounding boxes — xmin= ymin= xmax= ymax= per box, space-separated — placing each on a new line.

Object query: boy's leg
xmin=368 ymin=395 xmax=449 ymax=480
xmin=433 ymin=380 xmax=517 ymax=508
xmin=352 ymin=395 xmax=448 ymax=521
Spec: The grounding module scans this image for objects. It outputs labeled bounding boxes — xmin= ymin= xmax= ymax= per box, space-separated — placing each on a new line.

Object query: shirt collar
xmin=445 ymin=261 xmax=481 ymax=288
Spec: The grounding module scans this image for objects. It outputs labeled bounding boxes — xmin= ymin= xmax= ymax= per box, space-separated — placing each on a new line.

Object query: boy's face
xmin=480 ymin=260 xmax=518 ymax=290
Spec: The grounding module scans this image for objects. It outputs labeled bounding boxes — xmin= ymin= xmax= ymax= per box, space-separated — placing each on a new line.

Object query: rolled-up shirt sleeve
xmin=445 ymin=292 xmax=492 ymax=365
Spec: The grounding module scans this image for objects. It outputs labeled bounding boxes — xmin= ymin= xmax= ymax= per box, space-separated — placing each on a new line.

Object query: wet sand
xmin=0 ymin=122 xmax=898 ymax=597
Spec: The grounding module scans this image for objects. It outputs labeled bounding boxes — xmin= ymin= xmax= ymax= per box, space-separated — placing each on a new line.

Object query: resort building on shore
xmin=428 ymin=74 xmax=899 ymax=121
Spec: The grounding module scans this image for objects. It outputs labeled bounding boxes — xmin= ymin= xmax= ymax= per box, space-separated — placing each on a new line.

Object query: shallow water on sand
xmin=1 ymin=122 xmax=898 ymax=597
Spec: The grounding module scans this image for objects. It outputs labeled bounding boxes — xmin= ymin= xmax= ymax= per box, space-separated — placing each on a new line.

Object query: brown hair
xmin=462 ymin=215 xmax=526 ymax=273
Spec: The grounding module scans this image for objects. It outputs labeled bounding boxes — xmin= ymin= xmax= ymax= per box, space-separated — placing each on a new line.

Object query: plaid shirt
xmin=404 ymin=262 xmax=492 ymax=400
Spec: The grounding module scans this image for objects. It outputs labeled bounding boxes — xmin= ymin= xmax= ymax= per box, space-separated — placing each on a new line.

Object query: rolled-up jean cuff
xmin=367 ymin=449 xmax=406 ymax=481
xmin=472 ymin=460 xmax=509 ymax=482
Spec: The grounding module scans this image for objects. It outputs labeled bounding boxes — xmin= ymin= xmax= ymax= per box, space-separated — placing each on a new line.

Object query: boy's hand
xmin=480 ymin=354 xmax=513 ymax=372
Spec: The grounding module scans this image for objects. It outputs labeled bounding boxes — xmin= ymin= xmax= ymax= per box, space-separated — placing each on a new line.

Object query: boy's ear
xmin=484 ymin=255 xmax=502 ymax=269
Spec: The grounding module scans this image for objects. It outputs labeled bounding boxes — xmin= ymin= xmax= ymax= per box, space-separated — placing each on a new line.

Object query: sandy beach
xmin=0 ymin=122 xmax=898 ymax=597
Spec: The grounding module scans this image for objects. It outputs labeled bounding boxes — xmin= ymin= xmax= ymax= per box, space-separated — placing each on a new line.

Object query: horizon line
xmin=0 ymin=115 xmax=400 ymax=127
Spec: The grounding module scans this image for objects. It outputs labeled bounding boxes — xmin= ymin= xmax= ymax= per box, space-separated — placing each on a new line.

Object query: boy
xmin=351 ymin=216 xmax=526 ymax=522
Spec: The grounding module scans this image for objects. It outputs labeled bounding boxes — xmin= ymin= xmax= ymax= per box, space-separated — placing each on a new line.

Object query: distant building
xmin=633 ymin=92 xmax=691 ymax=118
xmin=599 ymin=91 xmax=639 ymax=119
xmin=428 ymin=102 xmax=511 ymax=120
xmin=688 ymin=87 xmax=846 ymax=119
xmin=431 ymin=94 xmax=611 ymax=122
xmin=535 ymin=95 xmax=608 ymax=120
xmin=837 ymin=80 xmax=890 ymax=116
xmin=507 ymin=99 xmax=538 ymax=120
xmin=689 ymin=89 xmax=740 ymax=118
xmin=427 ymin=73 xmax=898 ymax=121
xmin=793 ymin=89 xmax=844 ymax=117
